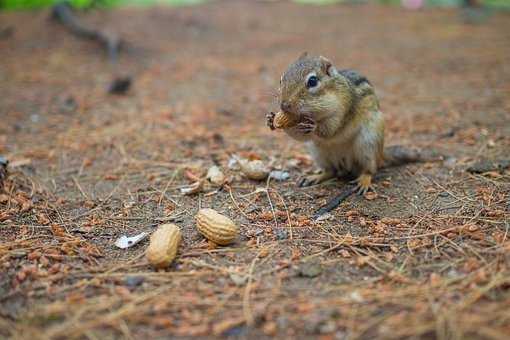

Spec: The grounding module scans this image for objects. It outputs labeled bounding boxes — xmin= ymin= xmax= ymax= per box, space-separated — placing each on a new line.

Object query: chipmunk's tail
xmin=383 ymin=145 xmax=429 ymax=167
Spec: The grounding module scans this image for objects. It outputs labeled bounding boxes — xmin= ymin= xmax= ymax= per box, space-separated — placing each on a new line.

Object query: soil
xmin=1 ymin=2 xmax=509 ymax=339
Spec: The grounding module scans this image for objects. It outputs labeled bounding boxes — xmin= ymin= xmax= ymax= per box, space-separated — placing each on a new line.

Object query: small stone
xmin=348 ymin=291 xmax=364 ymax=302
xmin=108 ymin=76 xmax=132 ymax=95
xmin=275 ymin=228 xmax=288 ymax=240
xmin=467 ymin=159 xmax=510 ymax=174
xmin=315 ymin=213 xmax=332 ymax=222
xmin=299 ymin=261 xmax=322 ymax=278
xmin=443 ymin=156 xmax=457 ymax=169
xmin=269 ymin=170 xmax=290 ymax=181
xmin=124 ymin=275 xmax=145 ymax=288
xmin=229 ymin=272 xmax=247 ymax=286
xmin=318 ymin=320 xmax=336 ymax=334
xmin=276 ymin=316 xmax=289 ymax=330
xmin=227 ymin=156 xmax=239 ymax=170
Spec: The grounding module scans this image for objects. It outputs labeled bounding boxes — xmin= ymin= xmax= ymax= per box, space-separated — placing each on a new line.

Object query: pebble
xmin=269 ymin=170 xmax=290 ymax=181
xmin=299 ymin=261 xmax=323 ymax=278
xmin=124 ymin=275 xmax=145 ymax=288
xmin=275 ymin=229 xmax=288 ymax=240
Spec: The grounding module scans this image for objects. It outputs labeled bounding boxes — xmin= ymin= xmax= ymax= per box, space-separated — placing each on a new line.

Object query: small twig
xmin=157 ymin=169 xmax=180 ymax=206
xmin=264 ymin=180 xmax=279 ymax=229
xmin=300 ymin=240 xmax=347 ymax=262
xmin=389 ymin=224 xmax=471 ymax=240
xmin=313 ymin=185 xmax=356 ymax=219
xmin=243 ymin=256 xmax=258 ymax=326
xmin=226 ymin=185 xmax=251 ymax=221
xmin=72 ymin=176 xmax=89 ymax=199
xmin=270 ymin=188 xmax=294 ymax=240
xmin=51 ymin=2 xmax=122 ymax=64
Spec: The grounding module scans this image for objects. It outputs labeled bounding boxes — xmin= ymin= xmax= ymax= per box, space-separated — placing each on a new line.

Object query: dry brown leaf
xmin=50 ymin=224 xmax=67 ymax=237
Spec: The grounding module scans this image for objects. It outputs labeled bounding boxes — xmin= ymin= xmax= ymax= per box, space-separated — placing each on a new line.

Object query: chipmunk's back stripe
xmin=339 ymin=69 xmax=371 ymax=87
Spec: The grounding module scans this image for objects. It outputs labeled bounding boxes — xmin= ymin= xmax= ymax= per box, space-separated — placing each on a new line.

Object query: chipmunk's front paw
xmin=295 ymin=118 xmax=316 ymax=135
xmin=298 ymin=174 xmax=322 ymax=187
xmin=297 ymin=171 xmax=334 ymax=187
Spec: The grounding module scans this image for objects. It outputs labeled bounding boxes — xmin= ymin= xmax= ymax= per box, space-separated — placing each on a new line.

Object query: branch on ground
xmin=51 ymin=2 xmax=122 ymax=64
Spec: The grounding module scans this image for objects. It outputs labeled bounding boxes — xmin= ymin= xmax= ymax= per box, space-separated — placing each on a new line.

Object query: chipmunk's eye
xmin=306 ymin=75 xmax=319 ymax=89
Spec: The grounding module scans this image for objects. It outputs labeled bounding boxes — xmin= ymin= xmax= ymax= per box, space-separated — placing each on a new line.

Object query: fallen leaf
xmin=364 ymin=191 xmax=378 ymax=200
xmin=184 ymin=169 xmax=202 ymax=182
xmin=104 ymin=174 xmax=119 ymax=180
xmin=258 ymin=247 xmax=270 ymax=258
xmin=50 ymin=224 xmax=67 ymax=237
xmin=339 ymin=249 xmax=350 ymax=258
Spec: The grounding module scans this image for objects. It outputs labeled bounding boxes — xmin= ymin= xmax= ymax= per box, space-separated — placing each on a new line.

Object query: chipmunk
xmin=267 ymin=53 xmax=422 ymax=194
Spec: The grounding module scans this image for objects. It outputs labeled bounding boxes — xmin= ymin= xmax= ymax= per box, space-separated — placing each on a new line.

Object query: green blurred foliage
xmin=1 ymin=0 xmax=509 ymax=10
xmin=0 ymin=0 xmax=206 ymax=10
xmin=2 ymin=0 xmax=90 ymax=9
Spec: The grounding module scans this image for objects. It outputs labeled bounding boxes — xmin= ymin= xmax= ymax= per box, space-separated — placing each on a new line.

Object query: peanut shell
xmin=274 ymin=111 xmax=297 ymax=129
xmin=239 ymin=159 xmax=269 ymax=180
xmin=146 ymin=224 xmax=182 ymax=268
xmin=196 ymin=208 xmax=238 ymax=245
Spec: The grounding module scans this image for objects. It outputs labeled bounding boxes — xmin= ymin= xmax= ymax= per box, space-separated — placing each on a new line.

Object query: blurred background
xmin=1 ymin=0 xmax=510 ymax=10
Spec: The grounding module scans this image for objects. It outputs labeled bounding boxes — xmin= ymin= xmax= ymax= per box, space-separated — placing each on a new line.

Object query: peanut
xmin=146 ymin=224 xmax=182 ymax=268
xmin=196 ymin=208 xmax=238 ymax=245
xmin=274 ymin=111 xmax=297 ymax=129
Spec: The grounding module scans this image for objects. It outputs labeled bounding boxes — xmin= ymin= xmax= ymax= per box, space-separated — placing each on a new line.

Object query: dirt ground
xmin=1 ymin=2 xmax=510 ymax=339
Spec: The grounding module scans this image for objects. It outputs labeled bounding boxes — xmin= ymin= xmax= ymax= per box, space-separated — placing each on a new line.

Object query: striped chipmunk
xmin=267 ymin=53 xmax=422 ymax=194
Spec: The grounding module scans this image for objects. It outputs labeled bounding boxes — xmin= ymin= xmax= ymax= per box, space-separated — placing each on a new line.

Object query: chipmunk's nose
xmin=280 ymin=101 xmax=291 ymax=112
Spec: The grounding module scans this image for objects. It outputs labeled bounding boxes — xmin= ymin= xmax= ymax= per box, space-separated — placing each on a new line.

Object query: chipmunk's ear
xmin=319 ymin=56 xmax=338 ymax=77
xmin=297 ymin=51 xmax=309 ymax=61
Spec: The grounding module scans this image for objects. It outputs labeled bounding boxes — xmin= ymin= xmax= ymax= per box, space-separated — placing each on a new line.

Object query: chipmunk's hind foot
xmin=351 ymin=174 xmax=373 ymax=195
